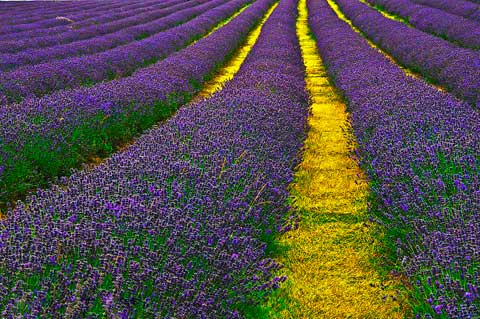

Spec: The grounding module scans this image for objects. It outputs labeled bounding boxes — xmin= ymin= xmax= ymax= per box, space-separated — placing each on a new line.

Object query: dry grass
xmin=261 ymin=0 xmax=407 ymax=317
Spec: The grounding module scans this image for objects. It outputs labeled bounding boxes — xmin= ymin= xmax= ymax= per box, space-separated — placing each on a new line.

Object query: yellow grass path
xmin=191 ymin=2 xmax=279 ymax=102
xmin=262 ymin=0 xmax=406 ymax=317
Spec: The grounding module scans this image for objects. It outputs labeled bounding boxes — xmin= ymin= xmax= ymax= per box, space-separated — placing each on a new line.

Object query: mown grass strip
xmin=257 ymin=0 xmax=407 ymax=317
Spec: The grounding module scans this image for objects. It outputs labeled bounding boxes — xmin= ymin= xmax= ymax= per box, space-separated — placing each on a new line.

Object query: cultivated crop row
xmin=0 ymin=0 xmax=478 ymax=317
xmin=365 ymin=0 xmax=480 ymax=49
xmin=0 ymin=0 xmax=227 ymax=69
xmin=0 ymin=0 xmax=308 ymax=316
xmin=0 ymin=1 xmax=103 ymax=23
xmin=0 ymin=1 xmax=128 ymax=32
xmin=333 ymin=0 xmax=480 ymax=106
xmin=411 ymin=0 xmax=480 ymax=23
xmin=310 ymin=0 xmax=480 ymax=317
xmin=0 ymin=0 xmax=250 ymax=104
xmin=0 ymin=0 xmax=270 ymax=213
xmin=0 ymin=0 xmax=209 ymax=54
xmin=0 ymin=0 xmax=184 ymax=43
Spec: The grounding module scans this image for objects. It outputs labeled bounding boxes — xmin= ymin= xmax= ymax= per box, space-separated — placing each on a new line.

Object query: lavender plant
xmin=0 ymin=0 xmax=308 ymax=316
xmin=332 ymin=0 xmax=480 ymax=107
xmin=0 ymin=0 xmax=272 ymax=214
xmin=0 ymin=0 xmax=214 ymax=57
xmin=0 ymin=0 xmax=225 ymax=69
xmin=0 ymin=1 xmax=126 ymax=33
xmin=0 ymin=0 xmax=184 ymax=43
xmin=309 ymin=0 xmax=480 ymax=317
xmin=0 ymin=0 xmax=250 ymax=104
xmin=365 ymin=0 xmax=480 ymax=50
xmin=411 ymin=0 xmax=480 ymax=23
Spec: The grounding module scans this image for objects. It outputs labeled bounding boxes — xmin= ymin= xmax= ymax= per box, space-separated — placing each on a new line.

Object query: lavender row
xmin=333 ymin=0 xmax=480 ymax=107
xmin=0 ymin=0 xmax=266 ymax=214
xmin=411 ymin=0 xmax=480 ymax=23
xmin=309 ymin=0 xmax=480 ymax=317
xmin=365 ymin=0 xmax=480 ymax=50
xmin=0 ymin=1 xmax=58 ymax=10
xmin=0 ymin=1 xmax=101 ymax=22
xmin=0 ymin=0 xmax=177 ymax=42
xmin=1 ymin=1 xmax=67 ymax=8
xmin=0 ymin=1 xmax=125 ymax=31
xmin=0 ymin=0 xmax=307 ymax=316
xmin=0 ymin=0 xmax=243 ymax=105
xmin=0 ymin=0 xmax=214 ymax=66
xmin=0 ymin=0 xmax=198 ymax=54
xmin=0 ymin=1 xmax=131 ymax=24
xmin=0 ymin=2 xmax=60 ymax=15
xmin=0 ymin=0 xmax=179 ymax=41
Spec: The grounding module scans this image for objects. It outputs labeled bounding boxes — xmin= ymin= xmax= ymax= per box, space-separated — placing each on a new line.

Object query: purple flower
xmin=454 ymin=179 xmax=468 ymax=192
xmin=48 ymin=256 xmax=56 ymax=265
xmin=0 ymin=0 xmax=306 ymax=317
xmin=399 ymin=203 xmax=409 ymax=213
xmin=433 ymin=304 xmax=443 ymax=315
xmin=68 ymin=214 xmax=78 ymax=223
xmin=308 ymin=0 xmax=480 ymax=317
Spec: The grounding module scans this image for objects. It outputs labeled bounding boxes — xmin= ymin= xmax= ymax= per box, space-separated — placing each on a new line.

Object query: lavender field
xmin=0 ymin=0 xmax=478 ymax=318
